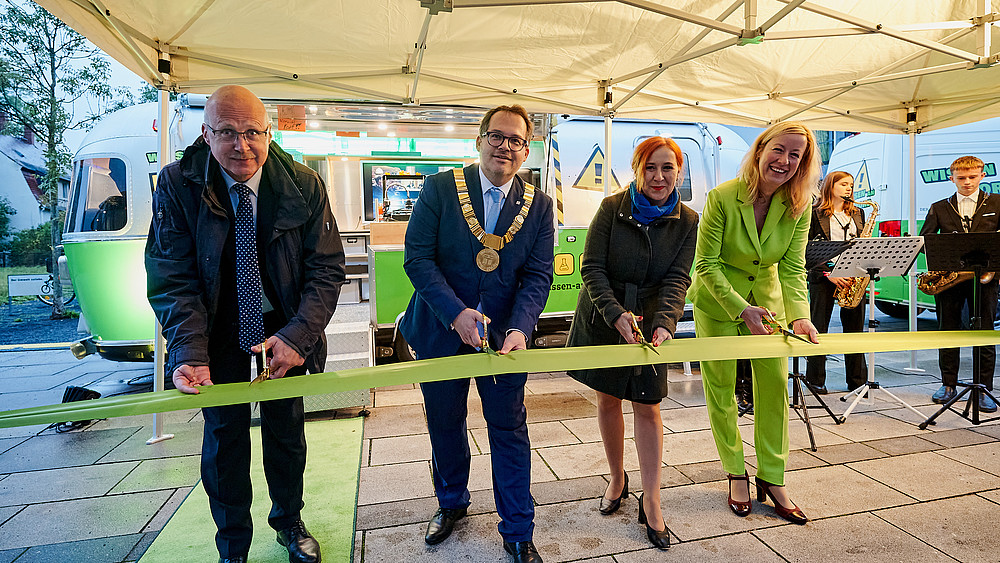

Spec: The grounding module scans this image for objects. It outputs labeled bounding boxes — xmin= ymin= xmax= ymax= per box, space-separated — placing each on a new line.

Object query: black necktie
xmin=233 ymin=183 xmax=265 ymax=353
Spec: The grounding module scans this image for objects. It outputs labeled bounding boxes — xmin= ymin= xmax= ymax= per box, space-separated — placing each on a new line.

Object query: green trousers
xmin=693 ymin=307 xmax=790 ymax=485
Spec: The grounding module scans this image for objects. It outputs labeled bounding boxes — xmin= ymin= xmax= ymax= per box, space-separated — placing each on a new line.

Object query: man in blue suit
xmin=399 ymin=104 xmax=554 ymax=563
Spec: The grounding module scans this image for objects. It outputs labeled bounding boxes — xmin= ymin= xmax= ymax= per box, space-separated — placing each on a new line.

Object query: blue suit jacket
xmin=399 ymin=164 xmax=555 ymax=360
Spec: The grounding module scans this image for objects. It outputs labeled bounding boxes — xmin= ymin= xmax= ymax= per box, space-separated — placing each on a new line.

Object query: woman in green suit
xmin=688 ymin=122 xmax=821 ymax=524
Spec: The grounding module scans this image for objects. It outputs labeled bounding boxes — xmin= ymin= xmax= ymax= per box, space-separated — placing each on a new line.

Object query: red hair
xmin=631 ymin=136 xmax=683 ymax=193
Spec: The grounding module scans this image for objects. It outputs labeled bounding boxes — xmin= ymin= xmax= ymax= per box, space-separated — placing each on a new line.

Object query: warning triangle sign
xmin=572 ymin=144 xmax=622 ymax=192
xmin=854 ymin=161 xmax=874 ymax=199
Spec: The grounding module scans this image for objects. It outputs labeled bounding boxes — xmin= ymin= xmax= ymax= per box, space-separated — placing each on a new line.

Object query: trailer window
xmin=66 ymin=157 xmax=128 ymax=233
xmin=676 ymin=152 xmax=692 ymax=202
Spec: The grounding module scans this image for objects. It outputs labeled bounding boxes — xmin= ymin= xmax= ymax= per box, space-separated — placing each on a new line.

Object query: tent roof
xmin=34 ymin=0 xmax=1000 ymax=133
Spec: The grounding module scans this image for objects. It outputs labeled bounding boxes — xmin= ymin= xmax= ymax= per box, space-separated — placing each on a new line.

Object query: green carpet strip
xmin=3 ymin=330 xmax=998 ymax=429
xmin=140 ymin=417 xmax=363 ymax=563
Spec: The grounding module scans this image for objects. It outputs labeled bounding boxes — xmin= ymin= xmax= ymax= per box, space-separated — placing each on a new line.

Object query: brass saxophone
xmin=834 ymin=198 xmax=879 ymax=309
xmin=917 ymin=269 xmax=994 ymax=295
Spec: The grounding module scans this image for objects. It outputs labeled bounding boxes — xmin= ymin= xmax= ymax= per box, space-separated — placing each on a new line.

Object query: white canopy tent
xmin=33 ymin=0 xmax=1000 ymax=134
xmin=34 ymin=0 xmax=1000 ymax=374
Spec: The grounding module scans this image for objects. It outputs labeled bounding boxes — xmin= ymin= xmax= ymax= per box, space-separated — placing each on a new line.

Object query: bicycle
xmin=37 ymin=274 xmax=77 ymax=306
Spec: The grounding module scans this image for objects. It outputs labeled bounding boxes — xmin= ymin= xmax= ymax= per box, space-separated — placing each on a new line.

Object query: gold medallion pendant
xmin=477 ymin=248 xmax=500 ymax=272
xmin=451 ymin=168 xmax=535 ymax=275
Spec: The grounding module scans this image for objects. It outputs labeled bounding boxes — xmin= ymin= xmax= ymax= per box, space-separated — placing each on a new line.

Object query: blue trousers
xmin=420 ymin=370 xmax=534 ymax=542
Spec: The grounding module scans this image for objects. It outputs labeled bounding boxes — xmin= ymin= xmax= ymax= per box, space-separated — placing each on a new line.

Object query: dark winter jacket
xmin=566 ymin=188 xmax=698 ymax=400
xmin=145 ymin=138 xmax=345 ymax=374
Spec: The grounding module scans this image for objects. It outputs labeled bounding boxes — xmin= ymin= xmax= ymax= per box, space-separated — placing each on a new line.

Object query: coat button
xmin=753 ymin=260 xmax=759 ymax=265
xmin=749 ymin=276 xmax=755 ymax=281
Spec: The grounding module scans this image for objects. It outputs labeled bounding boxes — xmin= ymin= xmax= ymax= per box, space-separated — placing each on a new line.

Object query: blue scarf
xmin=630 ymin=182 xmax=678 ymax=224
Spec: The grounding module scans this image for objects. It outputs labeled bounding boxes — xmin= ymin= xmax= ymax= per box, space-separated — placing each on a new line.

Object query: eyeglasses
xmin=205 ymin=124 xmax=271 ymax=144
xmin=481 ymin=131 xmax=528 ymax=151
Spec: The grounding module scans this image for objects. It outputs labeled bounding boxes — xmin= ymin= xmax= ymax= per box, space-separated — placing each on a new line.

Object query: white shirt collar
xmin=478 ymin=168 xmax=514 ymax=199
xmin=221 ymin=166 xmax=264 ymax=196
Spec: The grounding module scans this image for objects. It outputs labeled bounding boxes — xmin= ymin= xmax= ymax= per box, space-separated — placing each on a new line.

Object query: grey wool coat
xmin=566 ymin=188 xmax=698 ymax=401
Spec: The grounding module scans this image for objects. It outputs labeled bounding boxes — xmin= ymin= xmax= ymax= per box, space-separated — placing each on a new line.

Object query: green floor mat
xmin=141 ymin=416 xmax=364 ymax=562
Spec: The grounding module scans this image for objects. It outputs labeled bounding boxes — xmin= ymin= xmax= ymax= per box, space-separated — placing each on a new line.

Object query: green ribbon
xmin=2 ymin=330 xmax=997 ymax=429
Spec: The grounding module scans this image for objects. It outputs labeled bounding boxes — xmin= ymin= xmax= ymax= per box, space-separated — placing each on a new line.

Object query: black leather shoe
xmin=806 ymin=383 xmax=828 ymax=395
xmin=598 ymin=471 xmax=628 ymax=515
xmin=637 ymin=493 xmax=671 ymax=549
xmin=932 ymin=385 xmax=957 ymax=404
xmin=424 ymin=507 xmax=467 ymax=545
xmin=276 ymin=520 xmax=321 ymax=563
xmin=503 ymin=540 xmax=543 ymax=563
xmin=220 ymin=558 xmax=247 ymax=563
xmin=736 ymin=393 xmax=754 ymax=416
xmin=979 ymin=393 xmax=998 ymax=413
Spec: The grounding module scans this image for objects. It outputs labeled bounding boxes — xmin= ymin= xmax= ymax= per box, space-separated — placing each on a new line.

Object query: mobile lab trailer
xmin=825 ymin=116 xmax=1000 ymax=318
xmin=63 ymin=97 xmax=207 ymax=362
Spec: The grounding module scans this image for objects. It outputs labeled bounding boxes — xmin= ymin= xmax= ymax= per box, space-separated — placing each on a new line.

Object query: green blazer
xmin=687 ymin=178 xmax=810 ymax=326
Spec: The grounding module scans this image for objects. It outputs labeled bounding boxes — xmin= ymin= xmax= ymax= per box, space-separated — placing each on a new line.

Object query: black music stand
xmin=785 ymin=240 xmax=852 ymax=450
xmin=919 ymin=233 xmax=1000 ymax=428
xmin=830 ymin=237 xmax=925 ymax=422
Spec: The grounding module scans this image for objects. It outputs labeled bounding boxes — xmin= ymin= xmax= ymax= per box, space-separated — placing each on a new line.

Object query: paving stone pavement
xmin=1 ymin=311 xmax=999 ymax=562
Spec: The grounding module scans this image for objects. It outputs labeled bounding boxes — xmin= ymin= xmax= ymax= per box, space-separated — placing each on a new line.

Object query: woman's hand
xmin=651 ymin=327 xmax=671 ymax=346
xmin=790 ymin=318 xmax=820 ymax=344
xmin=613 ymin=313 xmax=638 ymax=344
xmin=828 ymin=276 xmax=852 ymax=289
xmin=739 ymin=306 xmax=775 ymax=336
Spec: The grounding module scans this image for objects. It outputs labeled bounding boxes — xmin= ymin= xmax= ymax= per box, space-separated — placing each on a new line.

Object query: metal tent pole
xmin=906 ymin=117 xmax=924 ymax=372
xmin=148 ymin=84 xmax=175 ymax=445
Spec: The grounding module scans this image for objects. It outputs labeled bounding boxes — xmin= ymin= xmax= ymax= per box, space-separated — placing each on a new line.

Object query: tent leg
xmin=905 ymin=125 xmax=925 ymax=373
xmin=148 ymin=88 xmax=175 ymax=445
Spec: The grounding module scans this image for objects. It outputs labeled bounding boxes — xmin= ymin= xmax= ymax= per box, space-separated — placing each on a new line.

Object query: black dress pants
xmin=933 ymin=279 xmax=997 ymax=389
xmin=201 ymin=341 xmax=307 ymax=558
xmin=806 ymin=277 xmax=868 ymax=390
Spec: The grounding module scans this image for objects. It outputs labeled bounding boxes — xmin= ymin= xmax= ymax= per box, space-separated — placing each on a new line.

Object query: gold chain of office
xmin=453 ymin=168 xmax=534 ymax=272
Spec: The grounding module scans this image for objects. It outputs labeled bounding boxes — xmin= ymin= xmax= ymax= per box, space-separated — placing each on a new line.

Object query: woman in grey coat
xmin=566 ymin=136 xmax=698 ymax=549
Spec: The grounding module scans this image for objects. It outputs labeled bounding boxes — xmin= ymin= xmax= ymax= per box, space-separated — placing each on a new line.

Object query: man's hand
xmin=172 ymin=364 xmax=212 ymax=394
xmin=498 ymin=330 xmax=527 ymax=355
xmin=739 ymin=306 xmax=774 ymax=336
xmin=252 ymin=336 xmax=305 ymax=379
xmin=790 ymin=318 xmax=821 ymax=344
xmin=452 ymin=308 xmax=487 ymax=348
xmin=650 ymin=327 xmax=671 ymax=346
xmin=613 ymin=313 xmax=639 ymax=344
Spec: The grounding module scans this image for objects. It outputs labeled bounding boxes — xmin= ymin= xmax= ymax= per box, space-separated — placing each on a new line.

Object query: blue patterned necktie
xmin=233 ymin=183 xmax=265 ymax=353
xmin=484 ymin=186 xmax=503 ymax=234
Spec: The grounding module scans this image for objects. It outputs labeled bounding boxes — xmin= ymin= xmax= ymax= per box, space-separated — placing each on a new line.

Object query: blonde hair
xmin=738 ymin=121 xmax=821 ymax=218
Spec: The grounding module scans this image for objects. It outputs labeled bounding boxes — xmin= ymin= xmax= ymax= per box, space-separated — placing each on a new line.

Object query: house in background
xmin=0 ymin=112 xmax=70 ymax=235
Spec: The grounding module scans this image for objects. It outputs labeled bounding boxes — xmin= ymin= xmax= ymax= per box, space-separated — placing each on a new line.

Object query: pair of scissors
xmin=480 ymin=314 xmax=499 ymax=356
xmin=762 ymin=311 xmax=815 ymax=345
xmin=627 ymin=312 xmax=660 ymax=355
xmin=249 ymin=339 xmax=271 ymax=385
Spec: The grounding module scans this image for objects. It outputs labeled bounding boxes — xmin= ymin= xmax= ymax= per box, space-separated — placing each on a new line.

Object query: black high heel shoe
xmin=727 ymin=472 xmax=751 ymax=517
xmin=637 ymin=493 xmax=670 ymax=550
xmin=755 ymin=477 xmax=808 ymax=525
xmin=599 ymin=471 xmax=628 ymax=515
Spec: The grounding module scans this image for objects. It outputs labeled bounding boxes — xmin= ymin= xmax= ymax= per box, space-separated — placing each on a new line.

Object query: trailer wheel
xmin=394 ymin=333 xmax=416 ymax=362
xmin=874 ymin=301 xmax=924 ymax=319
